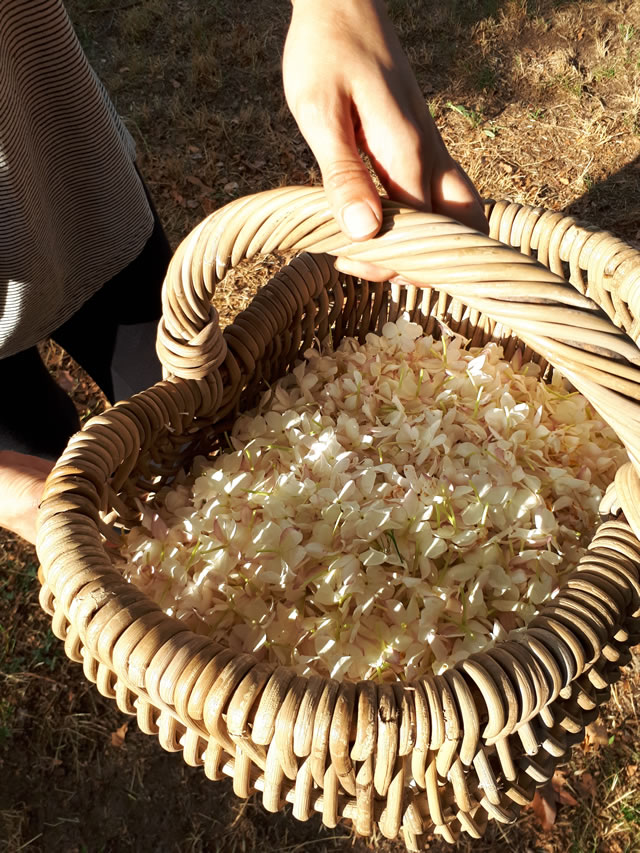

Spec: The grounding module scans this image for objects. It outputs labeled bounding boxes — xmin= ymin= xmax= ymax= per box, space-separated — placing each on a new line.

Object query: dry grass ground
xmin=2 ymin=0 xmax=640 ymax=851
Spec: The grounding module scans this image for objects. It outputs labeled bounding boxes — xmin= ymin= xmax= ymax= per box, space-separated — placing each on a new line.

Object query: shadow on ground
xmin=564 ymin=154 xmax=640 ymax=243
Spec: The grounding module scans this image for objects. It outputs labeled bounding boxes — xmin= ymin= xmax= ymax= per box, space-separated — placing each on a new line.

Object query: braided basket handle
xmin=157 ymin=185 xmax=640 ymax=534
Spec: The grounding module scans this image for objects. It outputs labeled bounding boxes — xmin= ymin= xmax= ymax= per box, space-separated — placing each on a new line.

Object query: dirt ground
xmin=2 ymin=1 xmax=640 ymax=851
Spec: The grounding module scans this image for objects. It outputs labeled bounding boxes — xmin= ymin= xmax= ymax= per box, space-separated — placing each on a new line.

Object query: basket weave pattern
xmin=36 ymin=188 xmax=640 ymax=847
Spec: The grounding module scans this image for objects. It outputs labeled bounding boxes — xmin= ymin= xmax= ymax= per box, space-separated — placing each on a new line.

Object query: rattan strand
xmin=36 ymin=188 xmax=640 ymax=848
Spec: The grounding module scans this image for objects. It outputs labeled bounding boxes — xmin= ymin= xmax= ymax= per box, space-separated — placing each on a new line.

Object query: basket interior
xmin=110 ymin=252 xmax=562 ymax=529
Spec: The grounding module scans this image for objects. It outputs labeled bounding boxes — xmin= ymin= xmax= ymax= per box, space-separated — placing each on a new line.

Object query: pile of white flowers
xmin=120 ymin=318 xmax=625 ymax=681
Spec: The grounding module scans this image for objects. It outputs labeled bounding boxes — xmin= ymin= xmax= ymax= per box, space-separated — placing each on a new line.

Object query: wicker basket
xmin=36 ymin=186 xmax=640 ymax=848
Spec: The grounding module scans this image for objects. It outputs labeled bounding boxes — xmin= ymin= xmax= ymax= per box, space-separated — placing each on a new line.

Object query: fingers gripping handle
xmin=155 ymin=186 xmax=640 ymax=529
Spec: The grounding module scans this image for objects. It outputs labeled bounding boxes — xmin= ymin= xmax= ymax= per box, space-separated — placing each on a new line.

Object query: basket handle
xmin=156 ymin=185 xmax=640 ymax=534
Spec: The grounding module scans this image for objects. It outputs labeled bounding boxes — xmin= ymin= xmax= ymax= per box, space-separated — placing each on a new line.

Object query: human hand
xmin=283 ymin=0 xmax=488 ymax=282
xmin=0 ymin=451 xmax=53 ymax=544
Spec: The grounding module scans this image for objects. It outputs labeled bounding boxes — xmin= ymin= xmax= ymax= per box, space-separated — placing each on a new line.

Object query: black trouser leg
xmin=0 ymin=184 xmax=171 ymax=457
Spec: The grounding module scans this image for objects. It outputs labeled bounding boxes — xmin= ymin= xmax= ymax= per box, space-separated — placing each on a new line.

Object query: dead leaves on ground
xmin=531 ymin=783 xmax=559 ymax=832
xmin=585 ymin=719 xmax=610 ymax=748
xmin=529 ymin=767 xmax=602 ymax=831
xmin=110 ymin=721 xmax=129 ymax=747
xmin=528 ymin=719 xmax=611 ymax=831
xmin=530 ymin=769 xmax=580 ymax=831
xmin=577 ymin=771 xmax=598 ymax=798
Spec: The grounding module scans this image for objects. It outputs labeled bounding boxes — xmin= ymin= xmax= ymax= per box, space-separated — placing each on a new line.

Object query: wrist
xmin=291 ymin=0 xmax=384 ymax=11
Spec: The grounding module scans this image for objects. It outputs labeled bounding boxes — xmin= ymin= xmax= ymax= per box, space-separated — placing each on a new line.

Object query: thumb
xmin=325 ymin=158 xmax=382 ymax=242
xmin=295 ymin=96 xmax=383 ymax=242
xmin=432 ymin=156 xmax=489 ymax=234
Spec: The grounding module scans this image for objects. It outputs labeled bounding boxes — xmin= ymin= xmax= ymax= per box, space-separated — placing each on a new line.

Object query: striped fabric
xmin=0 ymin=0 xmax=154 ymax=358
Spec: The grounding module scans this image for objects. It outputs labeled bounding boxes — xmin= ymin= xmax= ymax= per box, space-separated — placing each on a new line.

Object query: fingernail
xmin=341 ymin=201 xmax=379 ymax=240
